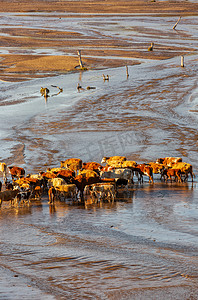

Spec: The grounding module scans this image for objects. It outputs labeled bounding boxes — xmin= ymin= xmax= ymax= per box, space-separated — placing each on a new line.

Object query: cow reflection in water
xmin=84 ymin=187 xmax=135 ymax=210
xmin=14 ymin=205 xmax=32 ymax=217
xmin=49 ymin=204 xmax=56 ymax=215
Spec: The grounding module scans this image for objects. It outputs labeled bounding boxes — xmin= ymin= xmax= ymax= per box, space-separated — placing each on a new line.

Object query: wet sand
xmin=0 ymin=0 xmax=198 ymax=82
xmin=0 ymin=1 xmax=198 ymax=299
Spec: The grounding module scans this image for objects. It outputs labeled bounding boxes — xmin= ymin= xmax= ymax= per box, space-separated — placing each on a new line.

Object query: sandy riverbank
xmin=0 ymin=0 xmax=198 ymax=81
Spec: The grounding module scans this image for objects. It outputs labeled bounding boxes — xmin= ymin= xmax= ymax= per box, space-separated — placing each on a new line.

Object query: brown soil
xmin=0 ymin=0 xmax=197 ymax=81
xmin=0 ymin=0 xmax=198 ymax=15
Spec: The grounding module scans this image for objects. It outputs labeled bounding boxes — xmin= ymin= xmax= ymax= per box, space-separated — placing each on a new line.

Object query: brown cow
xmin=101 ymin=156 xmax=126 ymax=168
xmin=101 ymin=156 xmax=126 ymax=164
xmin=8 ymin=166 xmax=25 ymax=180
xmin=161 ymin=168 xmax=182 ymax=183
xmin=15 ymin=177 xmax=43 ymax=191
xmin=82 ymin=162 xmax=102 ymax=174
xmin=56 ymin=169 xmax=75 ymax=183
xmin=72 ymin=174 xmax=101 ymax=202
xmin=170 ymin=162 xmax=194 ymax=182
xmin=60 ymin=158 xmax=82 ymax=173
xmin=78 ymin=169 xmax=100 ymax=178
xmin=156 ymin=157 xmax=182 ymax=167
xmin=149 ymin=162 xmax=165 ymax=175
xmin=121 ymin=160 xmax=137 ymax=168
xmin=33 ymin=186 xmax=42 ymax=199
xmin=0 ymin=189 xmax=20 ymax=207
xmin=48 ymin=186 xmax=57 ymax=204
xmin=135 ymin=164 xmax=154 ymax=184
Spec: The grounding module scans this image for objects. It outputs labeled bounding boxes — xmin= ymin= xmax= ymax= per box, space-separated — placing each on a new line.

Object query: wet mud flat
xmin=0 ymin=1 xmax=198 ymax=299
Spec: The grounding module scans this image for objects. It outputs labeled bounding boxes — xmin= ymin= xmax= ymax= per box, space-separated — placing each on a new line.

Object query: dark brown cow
xmin=8 ymin=166 xmax=25 ymax=180
xmin=72 ymin=174 xmax=101 ymax=202
xmin=0 ymin=181 xmax=2 ymax=192
xmin=5 ymin=181 xmax=14 ymax=190
xmin=0 ymin=189 xmax=20 ymax=207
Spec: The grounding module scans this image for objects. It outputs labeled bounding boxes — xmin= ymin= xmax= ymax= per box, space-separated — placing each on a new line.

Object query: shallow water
xmin=0 ymin=12 xmax=198 ymax=300
xmin=0 ymin=182 xmax=198 ymax=299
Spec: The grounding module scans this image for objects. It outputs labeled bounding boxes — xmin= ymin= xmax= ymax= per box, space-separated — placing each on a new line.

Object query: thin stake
xmin=126 ymin=66 xmax=129 ymax=78
xmin=173 ymin=16 xmax=181 ymax=30
xmin=181 ymin=56 xmax=184 ymax=67
xmin=77 ymin=50 xmax=84 ymax=69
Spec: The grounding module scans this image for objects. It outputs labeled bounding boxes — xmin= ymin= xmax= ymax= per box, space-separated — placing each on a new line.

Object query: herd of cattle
xmin=0 ymin=156 xmax=195 ymax=207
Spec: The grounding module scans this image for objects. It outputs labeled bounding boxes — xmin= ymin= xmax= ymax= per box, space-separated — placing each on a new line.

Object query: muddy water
xmin=0 ymin=182 xmax=198 ymax=299
xmin=0 ymin=12 xmax=198 ymax=299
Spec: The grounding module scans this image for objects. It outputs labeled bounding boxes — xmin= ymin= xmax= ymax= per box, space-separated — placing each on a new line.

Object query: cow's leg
xmin=190 ymin=170 xmax=194 ymax=182
xmin=79 ymin=190 xmax=84 ymax=203
xmin=3 ymin=173 xmax=7 ymax=184
xmin=111 ymin=192 xmax=115 ymax=202
xmin=127 ymin=179 xmax=130 ymax=188
xmin=48 ymin=188 xmax=53 ymax=204
xmin=137 ymin=171 xmax=141 ymax=182
xmin=131 ymin=175 xmax=134 ymax=185
xmin=108 ymin=190 xmax=115 ymax=202
xmin=176 ymin=172 xmax=182 ymax=183
xmin=149 ymin=175 xmax=154 ymax=184
xmin=74 ymin=189 xmax=77 ymax=201
xmin=97 ymin=191 xmax=101 ymax=202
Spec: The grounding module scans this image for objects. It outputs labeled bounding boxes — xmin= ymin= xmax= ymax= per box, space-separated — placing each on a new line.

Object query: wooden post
xmin=181 ymin=56 xmax=184 ymax=67
xmin=77 ymin=50 xmax=83 ymax=69
xmin=173 ymin=16 xmax=181 ymax=30
xmin=126 ymin=66 xmax=129 ymax=78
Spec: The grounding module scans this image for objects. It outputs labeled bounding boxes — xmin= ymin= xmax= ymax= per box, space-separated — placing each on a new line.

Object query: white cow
xmin=49 ymin=177 xmax=66 ymax=188
xmin=89 ymin=183 xmax=116 ymax=202
xmin=0 ymin=162 xmax=7 ymax=183
xmin=55 ymin=184 xmax=77 ymax=201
